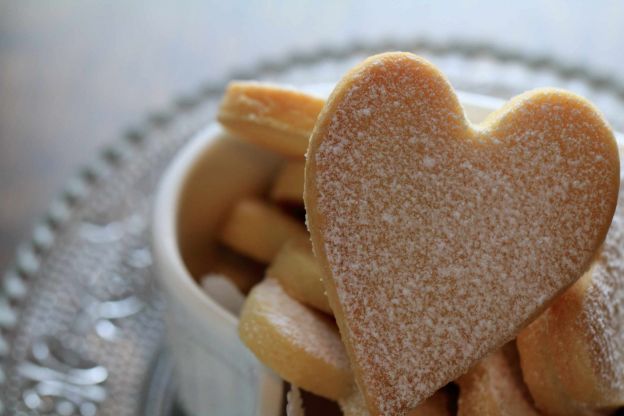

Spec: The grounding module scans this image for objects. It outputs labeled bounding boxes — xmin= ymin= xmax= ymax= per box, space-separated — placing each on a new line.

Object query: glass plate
xmin=2 ymin=39 xmax=624 ymax=416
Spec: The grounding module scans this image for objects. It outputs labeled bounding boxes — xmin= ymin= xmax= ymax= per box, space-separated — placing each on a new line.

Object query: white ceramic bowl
xmin=152 ymin=124 xmax=284 ymax=416
xmin=151 ymin=91 xmax=516 ymax=416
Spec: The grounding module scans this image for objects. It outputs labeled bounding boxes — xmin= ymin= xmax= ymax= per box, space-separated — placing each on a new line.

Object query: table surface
xmin=2 ymin=0 xmax=624 ymax=270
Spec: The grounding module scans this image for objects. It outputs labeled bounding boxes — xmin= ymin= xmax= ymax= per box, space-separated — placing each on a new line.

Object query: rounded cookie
xmin=517 ymin=309 xmax=606 ymax=416
xmin=518 ymin=163 xmax=624 ymax=413
xmin=457 ymin=343 xmax=540 ymax=416
xmin=219 ymin=198 xmax=307 ymax=263
xmin=267 ymin=235 xmax=332 ymax=314
xmin=218 ymin=81 xmax=324 ymax=158
xmin=238 ymin=278 xmax=352 ymax=400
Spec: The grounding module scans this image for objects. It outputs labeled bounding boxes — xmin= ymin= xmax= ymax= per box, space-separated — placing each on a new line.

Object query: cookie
xmin=516 ymin=310 xmax=606 ymax=416
xmin=286 ymin=385 xmax=305 ymax=416
xmin=218 ymin=81 xmax=325 ymax=158
xmin=271 ymin=160 xmax=305 ymax=205
xmin=238 ymin=278 xmax=352 ymax=400
xmin=339 ymin=388 xmax=452 ymax=416
xmin=219 ymin=198 xmax=307 ymax=263
xmin=267 ymin=235 xmax=332 ymax=314
xmin=304 ymin=52 xmax=620 ymax=415
xmin=517 ymin=165 xmax=624 ymax=413
xmin=457 ymin=343 xmax=539 ymax=416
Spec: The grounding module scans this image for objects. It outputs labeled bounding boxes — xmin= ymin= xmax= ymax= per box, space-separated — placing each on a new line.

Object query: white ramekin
xmin=151 ymin=91 xmax=510 ymax=416
xmin=151 ymin=123 xmax=284 ymax=416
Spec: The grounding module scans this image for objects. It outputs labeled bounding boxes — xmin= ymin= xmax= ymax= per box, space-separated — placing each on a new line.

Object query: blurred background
xmin=1 ymin=0 xmax=624 ymax=269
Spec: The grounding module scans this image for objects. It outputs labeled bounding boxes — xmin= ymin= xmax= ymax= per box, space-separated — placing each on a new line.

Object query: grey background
xmin=1 ymin=0 xmax=624 ymax=269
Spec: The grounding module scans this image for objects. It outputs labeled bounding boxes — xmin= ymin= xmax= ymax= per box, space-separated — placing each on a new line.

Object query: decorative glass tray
xmin=2 ymin=39 xmax=624 ymax=415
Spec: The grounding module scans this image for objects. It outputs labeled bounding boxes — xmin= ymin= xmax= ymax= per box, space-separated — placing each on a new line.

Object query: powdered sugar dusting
xmin=458 ymin=343 xmax=540 ymax=415
xmin=244 ymin=278 xmax=349 ymax=367
xmin=573 ymin=159 xmax=624 ymax=396
xmin=286 ymin=385 xmax=305 ymax=416
xmin=308 ymin=53 xmax=619 ymax=415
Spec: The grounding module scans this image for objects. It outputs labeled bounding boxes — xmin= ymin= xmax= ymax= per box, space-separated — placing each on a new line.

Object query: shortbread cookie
xmin=340 ymin=388 xmax=452 ymax=416
xmin=517 ymin=170 xmax=624 ymax=413
xmin=516 ymin=309 xmax=606 ymax=416
xmin=220 ymin=198 xmax=307 ymax=263
xmin=218 ymin=82 xmax=325 ymax=158
xmin=457 ymin=343 xmax=539 ymax=416
xmin=304 ymin=52 xmax=619 ymax=415
xmin=238 ymin=278 xmax=352 ymax=400
xmin=271 ymin=161 xmax=305 ymax=205
xmin=267 ymin=235 xmax=332 ymax=314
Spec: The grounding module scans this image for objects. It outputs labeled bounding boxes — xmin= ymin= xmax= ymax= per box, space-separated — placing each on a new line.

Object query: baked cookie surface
xmin=238 ymin=278 xmax=352 ymax=400
xmin=518 ymin=150 xmax=624 ymax=414
xmin=304 ymin=52 xmax=620 ymax=415
xmin=457 ymin=343 xmax=539 ymax=416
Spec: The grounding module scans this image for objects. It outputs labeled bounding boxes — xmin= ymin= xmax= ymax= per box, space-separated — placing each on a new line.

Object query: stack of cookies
xmin=200 ymin=52 xmax=622 ymax=416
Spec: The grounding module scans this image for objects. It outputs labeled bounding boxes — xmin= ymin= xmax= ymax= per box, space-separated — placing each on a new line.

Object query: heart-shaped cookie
xmin=304 ymin=52 xmax=619 ymax=415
